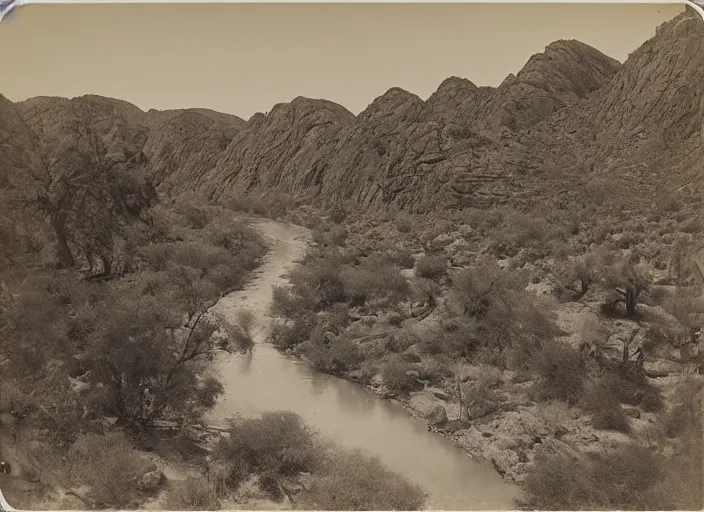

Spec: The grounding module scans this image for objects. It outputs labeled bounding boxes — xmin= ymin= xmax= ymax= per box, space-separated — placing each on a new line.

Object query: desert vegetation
xmin=0 ymin=171 xmax=273 ymax=508
xmin=267 ymin=200 xmax=704 ymax=510
xmin=2 ymin=9 xmax=704 ymax=509
xmin=0 ymin=166 xmax=429 ymax=510
xmin=195 ymin=411 xmax=427 ymax=511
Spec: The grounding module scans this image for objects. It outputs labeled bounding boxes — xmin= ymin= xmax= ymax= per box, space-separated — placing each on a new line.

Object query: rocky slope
xmin=3 ymin=9 xmax=700 ymax=216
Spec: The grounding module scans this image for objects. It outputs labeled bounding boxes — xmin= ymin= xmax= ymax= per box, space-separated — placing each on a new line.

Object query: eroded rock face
xmin=4 ymin=11 xmax=702 ymax=216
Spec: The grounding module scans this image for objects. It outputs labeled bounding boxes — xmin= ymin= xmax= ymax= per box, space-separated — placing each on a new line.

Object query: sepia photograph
xmin=0 ymin=1 xmax=702 ymax=510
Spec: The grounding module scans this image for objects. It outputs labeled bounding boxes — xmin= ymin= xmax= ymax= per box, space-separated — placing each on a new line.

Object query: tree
xmin=16 ymin=139 xmax=156 ymax=273
xmin=84 ymin=281 xmax=252 ymax=426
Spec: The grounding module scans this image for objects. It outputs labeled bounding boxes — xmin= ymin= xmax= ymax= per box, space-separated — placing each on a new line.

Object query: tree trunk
xmin=50 ymin=213 xmax=74 ymax=268
xmin=457 ymin=374 xmax=463 ymax=422
xmin=625 ymin=288 xmax=637 ymax=316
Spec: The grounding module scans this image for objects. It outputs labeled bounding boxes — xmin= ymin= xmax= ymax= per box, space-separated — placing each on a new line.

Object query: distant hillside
xmin=3 ymin=9 xmax=702 ymax=214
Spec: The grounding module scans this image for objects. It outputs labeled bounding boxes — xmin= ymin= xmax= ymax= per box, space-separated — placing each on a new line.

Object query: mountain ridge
xmin=2 ymin=10 xmax=700 ymax=214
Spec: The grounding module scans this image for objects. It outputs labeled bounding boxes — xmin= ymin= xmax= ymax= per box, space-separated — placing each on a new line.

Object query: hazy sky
xmin=0 ymin=2 xmax=683 ymax=119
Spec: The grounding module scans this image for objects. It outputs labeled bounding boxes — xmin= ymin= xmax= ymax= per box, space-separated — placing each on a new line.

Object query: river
xmin=206 ymin=219 xmax=519 ymax=510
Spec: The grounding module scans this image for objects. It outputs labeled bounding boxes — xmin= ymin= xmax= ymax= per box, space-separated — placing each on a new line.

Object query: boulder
xmin=411 ymin=303 xmax=430 ymax=317
xmin=428 ymin=405 xmax=449 ymax=426
xmin=494 ymin=435 xmax=519 ymax=451
xmin=135 ymin=469 xmax=165 ymax=493
xmin=426 ymin=387 xmax=450 ymax=400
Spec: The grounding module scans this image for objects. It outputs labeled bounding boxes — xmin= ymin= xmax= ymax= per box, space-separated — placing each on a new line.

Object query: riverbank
xmin=264 ymin=210 xmax=702 ymax=495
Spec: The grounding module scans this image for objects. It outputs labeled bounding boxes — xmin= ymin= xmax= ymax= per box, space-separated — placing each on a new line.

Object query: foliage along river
xmin=206 ymin=219 xmax=518 ymax=510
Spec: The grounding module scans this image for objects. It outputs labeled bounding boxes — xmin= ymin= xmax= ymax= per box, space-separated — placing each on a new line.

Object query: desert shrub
xmin=492 ymin=210 xmax=567 ymax=256
xmin=415 ymin=255 xmax=447 ymax=280
xmin=225 ymin=191 xmax=270 ymax=216
xmin=340 ymin=259 xmax=410 ymax=306
xmin=258 ymin=471 xmax=285 ymax=502
xmin=588 ymin=367 xmax=665 ymax=413
xmin=384 ymin=330 xmax=419 ymax=353
xmin=212 ymin=411 xmax=320 ymax=488
xmin=419 ymin=357 xmax=453 ymax=385
xmin=602 ymin=257 xmax=650 ymax=316
xmin=663 ymin=292 xmax=704 ymax=337
xmin=448 ymin=264 xmax=561 ymax=366
xmin=312 ymin=221 xmax=348 ymax=247
xmin=271 ymin=285 xmax=315 ymax=318
xmin=205 ymin=220 xmax=266 ymax=267
xmin=297 ymin=261 xmax=347 ymax=307
xmin=531 ymin=340 xmax=586 ymax=405
xmin=411 ymin=277 xmax=442 ymax=307
xmin=389 ymin=248 xmax=415 ymax=269
xmin=67 ymin=432 xmax=151 ymax=507
xmin=459 ymin=207 xmax=505 ymax=233
xmin=300 ymin=448 xmax=427 ymax=510
xmin=418 ymin=334 xmax=445 ymax=355
xmin=302 ymin=335 xmax=363 ymax=375
xmin=162 ymin=477 xmax=220 ymax=510
xmin=650 ymin=376 xmax=704 ymax=509
xmin=402 ymin=352 xmax=422 ymax=363
xmin=449 ymin=262 xmax=528 ymax=318
xmin=535 ymin=401 xmax=573 ymax=437
xmin=177 ymin=205 xmax=213 ymax=230
xmin=583 ymin=178 xmax=613 ymax=206
xmin=439 ymin=321 xmax=481 ymax=359
xmin=395 ymin=216 xmax=412 ymax=233
xmin=553 ymin=256 xmax=596 ymax=300
xmin=581 ymin=378 xmax=631 ymax=433
xmin=579 ymin=315 xmax=610 ymax=353
xmin=462 ymin=365 xmax=504 ymax=420
xmin=386 ymin=310 xmax=405 ymax=326
xmin=663 ymin=376 xmax=703 ymax=438
xmin=269 ymin=314 xmax=317 ymax=350
xmin=381 ymin=357 xmax=420 ymax=395
xmin=519 ymin=443 xmax=663 ymax=510
xmin=329 ymin=206 xmax=348 ymax=224
xmin=591 ymin=403 xmax=631 ymax=433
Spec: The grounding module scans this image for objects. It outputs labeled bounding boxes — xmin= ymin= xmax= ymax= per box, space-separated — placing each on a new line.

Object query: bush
xmin=519 ymin=443 xmax=663 ymax=510
xmin=269 ymin=315 xmax=317 ymax=350
xmin=340 ymin=259 xmax=410 ymax=306
xmin=531 ymin=340 xmax=586 ymax=405
xmin=162 ymin=477 xmax=220 ymax=510
xmin=300 ymin=448 xmax=427 ymax=510
xmin=178 ymin=205 xmax=213 ymax=230
xmin=258 ymin=471 xmax=284 ymax=502
xmin=270 ymin=285 xmax=315 ymax=318
xmin=67 ymin=432 xmax=151 ymax=507
xmin=381 ymin=357 xmax=420 ymax=395
xmin=586 ymin=368 xmax=665 ymax=414
xmin=396 ymin=216 xmax=412 ymax=233
xmin=302 ymin=335 xmax=363 ymax=375
xmin=591 ymin=404 xmax=631 ymax=433
xmin=415 ymin=255 xmax=447 ymax=280
xmin=535 ymin=401 xmax=573 ymax=437
xmin=389 ymin=249 xmax=415 ymax=269
xmin=581 ymin=377 xmax=632 ymax=433
xmin=212 ymin=411 xmax=320 ymax=488
xmin=462 ymin=367 xmax=502 ymax=420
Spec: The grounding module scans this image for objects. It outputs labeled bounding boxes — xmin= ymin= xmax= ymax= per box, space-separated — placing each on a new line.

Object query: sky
xmin=0 ymin=2 xmax=684 ymax=119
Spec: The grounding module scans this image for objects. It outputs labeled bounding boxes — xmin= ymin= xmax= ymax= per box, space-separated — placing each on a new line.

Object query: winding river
xmin=206 ymin=219 xmax=518 ymax=510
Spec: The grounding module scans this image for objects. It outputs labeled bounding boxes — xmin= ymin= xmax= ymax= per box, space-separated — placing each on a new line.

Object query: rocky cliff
xmin=4 ymin=9 xmax=702 ymax=214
